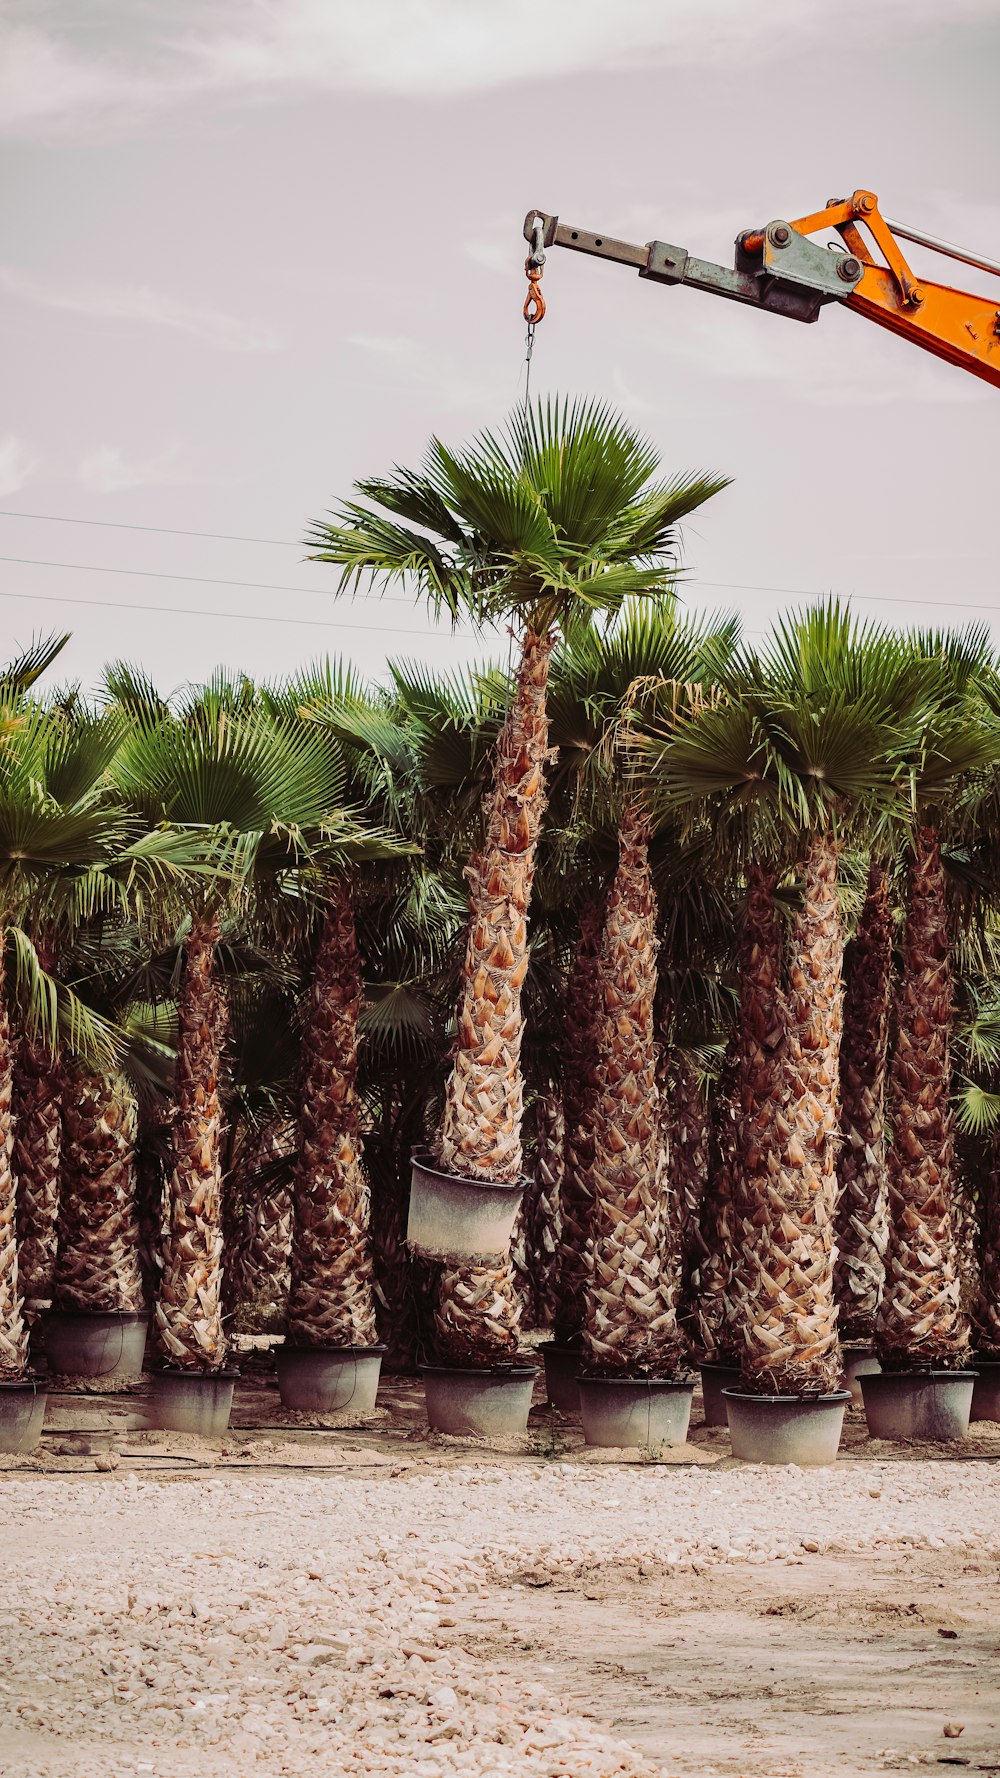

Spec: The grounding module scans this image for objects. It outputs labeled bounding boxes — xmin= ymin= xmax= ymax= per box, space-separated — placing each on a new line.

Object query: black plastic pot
xmin=840 ymin=1343 xmax=881 ymax=1405
xmin=41 ymin=1309 xmax=149 ymax=1379
xmin=970 ymin=1357 xmax=1000 ymax=1424
xmin=407 ymin=1149 xmax=524 ymax=1260
xmin=276 ymin=1344 xmax=385 ymax=1414
xmin=541 ymin=1341 xmax=582 ymax=1414
xmin=723 ymin=1389 xmax=851 ymax=1465
xmin=578 ymin=1375 xmax=695 ymax=1449
xmin=699 ymin=1360 xmax=741 ymax=1427
xmin=150 ymin=1367 xmax=239 ymax=1438
xmin=421 ymin=1364 xmax=538 ymax=1437
xmin=0 ymin=1378 xmax=48 ymax=1453
xmin=860 ymin=1369 xmax=977 ymax=1442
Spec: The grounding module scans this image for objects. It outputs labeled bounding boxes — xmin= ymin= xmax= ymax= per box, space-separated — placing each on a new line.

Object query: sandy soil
xmin=0 ymin=1371 xmax=997 ymax=1777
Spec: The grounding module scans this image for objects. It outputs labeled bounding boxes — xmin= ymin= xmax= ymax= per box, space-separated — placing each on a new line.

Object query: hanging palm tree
xmin=309 ymin=400 xmax=728 ymax=1367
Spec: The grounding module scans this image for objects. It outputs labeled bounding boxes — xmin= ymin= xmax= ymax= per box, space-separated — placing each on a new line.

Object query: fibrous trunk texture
xmin=739 ymin=833 xmax=844 ymax=1395
xmin=434 ymin=1255 xmax=522 ymax=1367
xmin=834 ymin=857 xmax=892 ymax=1342
xmin=973 ymin=1132 xmax=1000 ymax=1357
xmin=287 ymin=886 xmax=378 ymax=1348
xmin=582 ymin=807 xmax=683 ymax=1377
xmin=666 ymin=1053 xmax=712 ymax=1341
xmin=154 ymin=915 xmax=228 ymax=1371
xmin=54 ymin=1067 xmax=143 ymax=1313
xmin=952 ymin=1165 xmax=983 ymax=1325
xmin=223 ymin=1117 xmax=295 ymax=1331
xmin=525 ymin=1089 xmax=564 ymax=1329
xmin=12 ymin=1034 xmax=62 ymax=1322
xmin=692 ymin=1038 xmax=740 ymax=1360
xmin=0 ymin=945 xmax=28 ymax=1378
xmin=553 ymin=898 xmax=603 ymax=1342
xmin=876 ymin=826 xmax=970 ymax=1371
xmin=436 ymin=627 xmax=554 ymax=1186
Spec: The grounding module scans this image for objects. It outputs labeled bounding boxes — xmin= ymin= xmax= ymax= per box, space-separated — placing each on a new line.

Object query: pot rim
xmin=971 ymin=1352 xmax=1000 ymax=1366
xmin=698 ymin=1359 xmax=742 ymax=1374
xmin=420 ymin=1363 xmax=539 ymax=1381
xmin=862 ymin=1368 xmax=979 ymax=1383
xmin=152 ymin=1366 xmax=241 ymax=1383
xmin=722 ymin=1388 xmax=852 ymax=1406
xmin=410 ymin=1149 xmax=527 ymax=1195
xmin=839 ymin=1342 xmax=877 ymax=1357
xmin=0 ymin=1375 xmax=50 ymax=1393
xmin=278 ymin=1343 xmax=387 ymax=1359
xmin=45 ymin=1307 xmax=149 ymax=1324
xmin=578 ymin=1373 xmax=696 ymax=1391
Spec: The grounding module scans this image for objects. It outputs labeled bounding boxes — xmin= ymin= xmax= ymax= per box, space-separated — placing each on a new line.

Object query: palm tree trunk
xmin=12 ymin=1034 xmax=62 ymax=1323
xmin=0 ymin=945 xmax=28 ymax=1379
xmin=711 ymin=867 xmax=785 ymax=1366
xmin=834 ymin=857 xmax=892 ymax=1342
xmin=973 ymin=1130 xmax=1000 ymax=1357
xmin=154 ymin=915 xmax=228 ymax=1370
xmin=223 ymin=1117 xmax=295 ymax=1332
xmin=692 ymin=1038 xmax=740 ymax=1361
xmin=952 ymin=1163 xmax=983 ymax=1326
xmin=436 ymin=626 xmax=554 ymax=1185
xmin=875 ymin=826 xmax=970 ymax=1371
xmin=54 ymin=1066 xmax=143 ymax=1313
xmin=740 ymin=833 xmax=843 ymax=1395
xmin=666 ymin=1053 xmax=712 ymax=1341
xmin=524 ymin=1087 xmax=564 ymax=1330
xmin=583 ymin=806 xmax=683 ymax=1377
xmin=434 ymin=1254 xmax=522 ymax=1366
xmin=553 ymin=896 xmax=603 ymax=1343
xmin=287 ymin=885 xmax=378 ymax=1347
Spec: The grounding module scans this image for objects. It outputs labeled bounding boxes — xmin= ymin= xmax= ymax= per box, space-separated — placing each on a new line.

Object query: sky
xmin=1 ymin=0 xmax=998 ymax=698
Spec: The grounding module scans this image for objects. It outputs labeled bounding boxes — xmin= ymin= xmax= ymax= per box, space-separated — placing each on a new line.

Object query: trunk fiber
xmin=12 ymin=1034 xmax=62 ymax=1322
xmin=0 ymin=944 xmax=28 ymax=1378
xmin=55 ymin=1067 xmax=143 ymax=1314
xmin=834 ymin=857 xmax=892 ymax=1342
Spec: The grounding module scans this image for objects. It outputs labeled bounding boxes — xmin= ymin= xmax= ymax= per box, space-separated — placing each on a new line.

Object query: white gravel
xmin=1 ymin=1458 xmax=997 ymax=1776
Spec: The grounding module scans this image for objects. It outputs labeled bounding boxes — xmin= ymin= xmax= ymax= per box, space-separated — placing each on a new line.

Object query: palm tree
xmin=874 ymin=633 xmax=999 ymax=1374
xmin=112 ymin=678 xmax=347 ymax=1373
xmin=53 ymin=1063 xmax=144 ymax=1316
xmin=0 ymin=665 xmax=135 ymax=1381
xmin=638 ymin=602 xmax=918 ymax=1394
xmin=309 ymin=400 xmax=728 ymax=1368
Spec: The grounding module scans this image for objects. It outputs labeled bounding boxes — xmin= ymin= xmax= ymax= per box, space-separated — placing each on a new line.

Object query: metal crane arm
xmin=524 ymin=190 xmax=1000 ymax=389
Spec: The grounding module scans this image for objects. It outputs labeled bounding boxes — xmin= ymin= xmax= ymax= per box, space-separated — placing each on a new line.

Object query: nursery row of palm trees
xmin=2 ymin=399 xmax=999 ymax=1423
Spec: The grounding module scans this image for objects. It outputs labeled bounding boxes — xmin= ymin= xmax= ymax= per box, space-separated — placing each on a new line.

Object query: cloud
xmin=77 ymin=442 xmax=195 ymax=494
xmin=0 ymin=266 xmax=282 ymax=352
xmin=0 ymin=435 xmax=40 ymax=496
xmin=3 ymin=1 xmax=996 ymax=134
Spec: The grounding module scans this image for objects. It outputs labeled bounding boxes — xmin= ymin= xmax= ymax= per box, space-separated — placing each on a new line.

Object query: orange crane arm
xmin=524 ymin=190 xmax=1000 ymax=390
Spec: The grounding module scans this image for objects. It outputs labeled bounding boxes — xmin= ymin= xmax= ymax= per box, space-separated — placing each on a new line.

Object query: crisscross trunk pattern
xmin=876 ymin=827 xmax=969 ymax=1371
xmin=55 ymin=1067 xmax=143 ymax=1314
xmin=287 ymin=887 xmax=378 ymax=1348
xmin=834 ymin=858 xmax=892 ymax=1342
xmin=12 ymin=1034 xmax=62 ymax=1323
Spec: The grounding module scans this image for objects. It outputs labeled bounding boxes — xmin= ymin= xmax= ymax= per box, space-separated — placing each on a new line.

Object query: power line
xmin=0 ymin=584 xmax=472 ymax=640
xmin=0 ymin=508 xmax=300 ymax=547
xmin=0 ymin=553 xmax=420 ymax=607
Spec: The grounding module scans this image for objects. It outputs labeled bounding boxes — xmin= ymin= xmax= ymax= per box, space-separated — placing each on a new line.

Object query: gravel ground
xmin=1 ymin=1453 xmax=998 ymax=1777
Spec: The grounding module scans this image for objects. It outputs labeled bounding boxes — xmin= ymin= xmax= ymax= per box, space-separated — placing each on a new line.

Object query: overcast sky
xmin=1 ymin=0 xmax=998 ymax=698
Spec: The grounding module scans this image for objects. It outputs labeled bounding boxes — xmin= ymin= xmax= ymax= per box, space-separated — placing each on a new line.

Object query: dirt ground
xmin=0 ymin=1364 xmax=997 ymax=1777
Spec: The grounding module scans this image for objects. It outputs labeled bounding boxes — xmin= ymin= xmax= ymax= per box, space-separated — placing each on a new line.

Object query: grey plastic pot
xmin=840 ymin=1344 xmax=881 ymax=1405
xmin=421 ymin=1365 xmax=538 ymax=1437
xmin=541 ymin=1342 xmax=582 ymax=1414
xmin=699 ymin=1360 xmax=741 ymax=1427
xmin=723 ymin=1389 xmax=851 ymax=1465
xmin=970 ymin=1358 xmax=1000 ymax=1424
xmin=860 ymin=1369 xmax=976 ymax=1442
xmin=407 ymin=1150 xmax=524 ymax=1261
xmin=0 ymin=1379 xmax=48 ymax=1454
xmin=150 ymin=1368 xmax=238 ymax=1438
xmin=578 ymin=1376 xmax=695 ymax=1449
xmin=42 ymin=1309 xmax=149 ymax=1379
xmin=276 ymin=1344 xmax=385 ymax=1414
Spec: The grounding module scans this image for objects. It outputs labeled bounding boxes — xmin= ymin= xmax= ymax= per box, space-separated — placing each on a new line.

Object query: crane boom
xmin=524 ymin=190 xmax=1000 ymax=390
